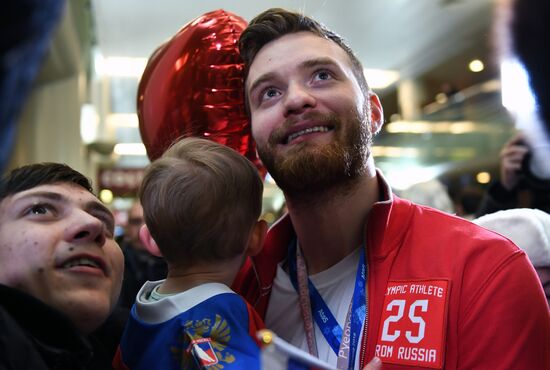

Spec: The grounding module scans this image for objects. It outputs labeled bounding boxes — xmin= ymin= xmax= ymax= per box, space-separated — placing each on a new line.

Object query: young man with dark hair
xmin=0 ymin=162 xmax=124 ymax=369
xmin=232 ymin=8 xmax=549 ymax=369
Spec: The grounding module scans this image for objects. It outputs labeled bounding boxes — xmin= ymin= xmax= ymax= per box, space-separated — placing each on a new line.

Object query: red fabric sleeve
xmin=245 ymin=301 xmax=266 ymax=346
xmin=458 ymin=252 xmax=550 ymax=368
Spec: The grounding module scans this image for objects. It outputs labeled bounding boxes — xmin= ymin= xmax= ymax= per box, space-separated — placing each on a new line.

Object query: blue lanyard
xmin=287 ymin=239 xmax=367 ymax=369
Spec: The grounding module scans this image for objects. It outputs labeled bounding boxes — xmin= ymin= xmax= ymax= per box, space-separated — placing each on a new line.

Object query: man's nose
xmin=65 ymin=211 xmax=106 ymax=246
xmin=283 ymin=82 xmax=316 ymax=116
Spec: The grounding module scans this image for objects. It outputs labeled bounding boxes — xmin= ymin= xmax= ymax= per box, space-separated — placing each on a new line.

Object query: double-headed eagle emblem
xmin=172 ymin=314 xmax=236 ymax=369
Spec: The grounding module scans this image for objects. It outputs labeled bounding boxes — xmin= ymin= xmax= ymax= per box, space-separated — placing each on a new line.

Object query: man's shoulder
xmin=401 ymin=199 xmax=515 ymax=243
xmin=388 ymin=199 xmax=523 ymax=274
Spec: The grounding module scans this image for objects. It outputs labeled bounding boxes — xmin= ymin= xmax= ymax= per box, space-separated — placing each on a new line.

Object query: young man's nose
xmin=283 ymin=82 xmax=316 ymax=116
xmin=66 ymin=211 xmax=106 ymax=246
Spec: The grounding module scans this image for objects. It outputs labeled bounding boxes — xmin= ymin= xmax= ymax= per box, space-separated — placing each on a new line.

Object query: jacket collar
xmin=253 ymin=169 xmax=414 ymax=288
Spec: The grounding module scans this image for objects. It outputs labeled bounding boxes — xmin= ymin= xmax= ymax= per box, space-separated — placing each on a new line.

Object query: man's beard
xmin=257 ymin=108 xmax=373 ymax=198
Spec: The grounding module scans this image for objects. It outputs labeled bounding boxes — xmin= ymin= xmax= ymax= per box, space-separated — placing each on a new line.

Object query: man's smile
xmin=285 ymin=125 xmax=334 ymax=144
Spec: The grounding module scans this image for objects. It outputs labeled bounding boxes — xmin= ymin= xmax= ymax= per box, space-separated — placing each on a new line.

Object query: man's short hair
xmin=239 ymin=8 xmax=369 ymax=96
xmin=139 ymin=137 xmax=264 ymax=268
xmin=0 ymin=163 xmax=93 ymax=201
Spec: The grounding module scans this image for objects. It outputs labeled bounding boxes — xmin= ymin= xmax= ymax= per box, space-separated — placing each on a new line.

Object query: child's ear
xmin=139 ymin=224 xmax=163 ymax=257
xmin=246 ymin=220 xmax=268 ymax=257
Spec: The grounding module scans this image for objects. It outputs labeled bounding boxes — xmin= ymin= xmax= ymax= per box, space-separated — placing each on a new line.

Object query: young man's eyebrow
xmin=14 ymin=191 xmax=65 ymax=203
xmin=15 ymin=190 xmax=112 ymax=220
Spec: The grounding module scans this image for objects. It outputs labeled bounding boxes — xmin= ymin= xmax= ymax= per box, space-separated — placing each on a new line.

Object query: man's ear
xmin=368 ymin=92 xmax=384 ymax=135
xmin=245 ymin=220 xmax=268 ymax=257
xmin=139 ymin=224 xmax=163 ymax=257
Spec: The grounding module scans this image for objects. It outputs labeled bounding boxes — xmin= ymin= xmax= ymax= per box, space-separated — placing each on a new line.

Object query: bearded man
xmin=232 ymin=8 xmax=550 ymax=370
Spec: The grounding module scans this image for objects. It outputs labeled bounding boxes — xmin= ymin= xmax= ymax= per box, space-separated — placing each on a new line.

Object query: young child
xmin=113 ymin=137 xmax=267 ymax=370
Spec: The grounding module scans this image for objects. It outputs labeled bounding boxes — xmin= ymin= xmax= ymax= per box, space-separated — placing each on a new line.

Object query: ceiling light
xmin=385 ymin=120 xmax=478 ymax=134
xmin=435 ymin=93 xmax=448 ymax=104
xmin=80 ymin=104 xmax=99 ymax=144
xmin=476 ymin=172 xmax=491 ymax=184
xmin=106 ymin=113 xmax=139 ymax=127
xmin=96 ymin=57 xmax=148 ymax=78
xmin=99 ymin=189 xmax=114 ymax=204
xmin=468 ymin=59 xmax=484 ymax=73
xmin=382 ymin=163 xmax=449 ymax=191
xmin=372 ymin=146 xmax=420 ymax=158
xmin=448 ymin=122 xmax=476 ymax=134
xmin=113 ymin=143 xmax=147 ymax=156
xmin=364 ymin=69 xmax=400 ymax=89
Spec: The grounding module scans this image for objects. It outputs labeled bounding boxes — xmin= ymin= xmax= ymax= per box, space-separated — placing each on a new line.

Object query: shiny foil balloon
xmin=138 ymin=9 xmax=264 ymax=175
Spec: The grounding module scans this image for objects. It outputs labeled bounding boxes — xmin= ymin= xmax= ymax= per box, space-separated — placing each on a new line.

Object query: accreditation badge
xmin=375 ymin=279 xmax=450 ymax=368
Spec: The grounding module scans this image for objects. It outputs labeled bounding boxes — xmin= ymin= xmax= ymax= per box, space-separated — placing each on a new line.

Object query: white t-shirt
xmin=265 ymin=247 xmax=364 ymax=368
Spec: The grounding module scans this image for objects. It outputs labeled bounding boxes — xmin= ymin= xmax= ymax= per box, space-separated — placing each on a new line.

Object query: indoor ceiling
xmin=87 ymin=0 xmax=512 ymax=200
xmin=92 ymin=0 xmax=495 ymax=79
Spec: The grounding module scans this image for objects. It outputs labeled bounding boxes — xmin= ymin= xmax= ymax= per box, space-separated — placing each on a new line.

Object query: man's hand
xmin=499 ymin=133 xmax=530 ymax=190
xmin=363 ymin=356 xmax=382 ymax=370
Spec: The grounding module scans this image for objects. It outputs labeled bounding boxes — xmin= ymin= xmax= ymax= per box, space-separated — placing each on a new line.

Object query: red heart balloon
xmin=138 ymin=9 xmax=265 ymax=176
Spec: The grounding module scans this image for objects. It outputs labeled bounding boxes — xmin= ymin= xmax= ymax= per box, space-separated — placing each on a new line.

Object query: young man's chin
xmin=50 ymin=290 xmax=116 ymax=333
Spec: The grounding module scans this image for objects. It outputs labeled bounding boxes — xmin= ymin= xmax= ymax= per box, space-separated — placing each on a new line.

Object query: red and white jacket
xmin=233 ymin=173 xmax=550 ymax=369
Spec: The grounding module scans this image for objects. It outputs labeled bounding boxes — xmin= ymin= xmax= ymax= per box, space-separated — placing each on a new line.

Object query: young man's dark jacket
xmin=0 ymin=284 xmax=113 ymax=370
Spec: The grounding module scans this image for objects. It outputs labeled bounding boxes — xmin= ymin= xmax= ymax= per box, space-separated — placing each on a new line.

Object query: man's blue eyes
xmin=258 ymin=70 xmax=332 ymax=103
xmin=261 ymin=88 xmax=280 ymax=101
